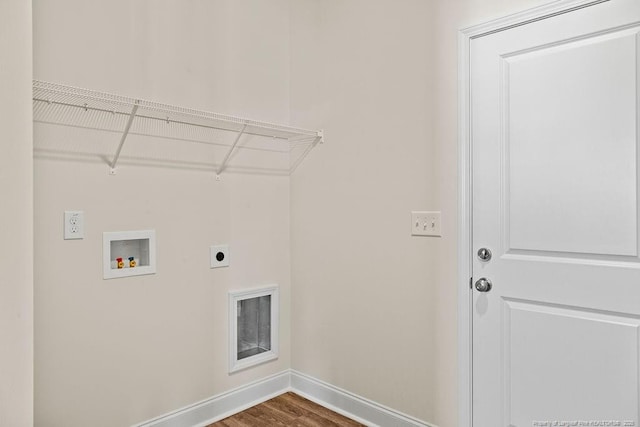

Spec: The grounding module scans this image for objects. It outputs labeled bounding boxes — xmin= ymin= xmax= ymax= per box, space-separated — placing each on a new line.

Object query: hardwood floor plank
xmin=262 ymin=397 xmax=308 ymax=418
xmin=281 ymin=393 xmax=364 ymax=426
xmin=216 ymin=412 xmax=256 ymax=427
xmin=208 ymin=392 xmax=365 ymax=427
xmin=244 ymin=405 xmax=293 ymax=426
xmin=215 ymin=418 xmax=246 ymax=427
xmin=291 ymin=413 xmax=342 ymax=427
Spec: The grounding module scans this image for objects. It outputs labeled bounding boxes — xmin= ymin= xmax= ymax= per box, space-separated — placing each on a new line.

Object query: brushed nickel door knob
xmin=475 ymin=278 xmax=492 ymax=292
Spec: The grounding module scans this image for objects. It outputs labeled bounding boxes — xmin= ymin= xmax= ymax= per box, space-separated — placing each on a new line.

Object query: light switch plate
xmin=64 ymin=211 xmax=84 ymax=240
xmin=210 ymin=245 xmax=230 ymax=268
xmin=411 ymin=211 xmax=441 ymax=237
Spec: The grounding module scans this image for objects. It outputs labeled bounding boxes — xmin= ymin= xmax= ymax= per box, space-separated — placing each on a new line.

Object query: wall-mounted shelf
xmin=32 ymin=80 xmax=323 ymax=177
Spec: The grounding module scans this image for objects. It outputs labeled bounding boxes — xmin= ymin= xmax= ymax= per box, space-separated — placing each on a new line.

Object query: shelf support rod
xmin=290 ymin=133 xmax=323 ymax=173
xmin=109 ymin=102 xmax=140 ymax=174
xmin=216 ymin=124 xmax=247 ymax=178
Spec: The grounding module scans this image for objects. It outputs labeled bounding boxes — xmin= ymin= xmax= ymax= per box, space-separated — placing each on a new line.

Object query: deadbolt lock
xmin=477 ymin=247 xmax=492 ymax=262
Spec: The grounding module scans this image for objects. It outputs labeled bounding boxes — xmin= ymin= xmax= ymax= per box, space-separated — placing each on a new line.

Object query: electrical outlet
xmin=210 ymin=245 xmax=230 ymax=268
xmin=411 ymin=211 xmax=441 ymax=237
xmin=64 ymin=211 xmax=84 ymax=240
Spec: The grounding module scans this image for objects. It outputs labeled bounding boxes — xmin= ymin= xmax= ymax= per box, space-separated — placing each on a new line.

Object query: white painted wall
xmin=33 ymin=1 xmax=292 ymax=426
xmin=0 ymin=1 xmax=34 ymax=426
xmin=289 ymin=0 xmax=437 ymax=421
xmin=30 ymin=1 xmax=564 ymax=426
xmin=290 ymin=1 xmax=553 ymax=426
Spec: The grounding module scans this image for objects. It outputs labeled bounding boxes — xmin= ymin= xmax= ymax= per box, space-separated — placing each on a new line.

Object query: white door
xmin=471 ymin=1 xmax=640 ymax=426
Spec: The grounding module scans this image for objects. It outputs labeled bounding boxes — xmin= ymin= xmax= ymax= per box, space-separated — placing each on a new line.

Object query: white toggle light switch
xmin=64 ymin=211 xmax=84 ymax=240
xmin=411 ymin=211 xmax=441 ymax=237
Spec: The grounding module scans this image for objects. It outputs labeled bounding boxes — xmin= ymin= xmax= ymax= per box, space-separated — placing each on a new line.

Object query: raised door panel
xmin=505 ymin=30 xmax=639 ymax=257
xmin=504 ymin=299 xmax=640 ymax=427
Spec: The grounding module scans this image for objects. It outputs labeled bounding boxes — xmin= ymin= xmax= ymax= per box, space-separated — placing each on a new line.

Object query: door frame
xmin=456 ymin=1 xmax=611 ymax=426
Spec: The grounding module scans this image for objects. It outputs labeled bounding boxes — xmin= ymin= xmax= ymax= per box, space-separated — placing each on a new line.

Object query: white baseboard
xmin=132 ymin=371 xmax=290 ymax=427
xmin=290 ymin=370 xmax=437 ymax=427
xmin=133 ymin=369 xmax=436 ymax=427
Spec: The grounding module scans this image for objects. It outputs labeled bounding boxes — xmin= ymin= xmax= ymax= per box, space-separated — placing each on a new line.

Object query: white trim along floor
xmin=133 ymin=370 xmax=438 ymax=427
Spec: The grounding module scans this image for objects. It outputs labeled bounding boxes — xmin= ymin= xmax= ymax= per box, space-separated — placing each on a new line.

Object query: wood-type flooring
xmin=208 ymin=392 xmax=366 ymax=427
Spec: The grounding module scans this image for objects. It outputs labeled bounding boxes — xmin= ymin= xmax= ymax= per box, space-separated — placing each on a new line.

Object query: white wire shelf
xmin=32 ymin=80 xmax=323 ymax=176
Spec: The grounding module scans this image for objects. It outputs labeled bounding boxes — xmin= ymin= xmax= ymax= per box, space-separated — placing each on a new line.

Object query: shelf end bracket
xmin=290 ymin=134 xmax=323 ymax=174
xmin=216 ymin=124 xmax=247 ymax=179
xmin=109 ymin=102 xmax=140 ymax=175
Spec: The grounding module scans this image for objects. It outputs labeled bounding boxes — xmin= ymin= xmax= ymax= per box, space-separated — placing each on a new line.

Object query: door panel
xmin=471 ymin=1 xmax=640 ymax=426
xmin=505 ymin=299 xmax=640 ymax=427
xmin=506 ymin=30 xmax=638 ymax=257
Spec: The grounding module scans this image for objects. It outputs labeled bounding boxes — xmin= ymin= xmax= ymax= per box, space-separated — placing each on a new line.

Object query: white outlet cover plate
xmin=64 ymin=210 xmax=84 ymax=240
xmin=210 ymin=245 xmax=230 ymax=268
xmin=411 ymin=211 xmax=441 ymax=237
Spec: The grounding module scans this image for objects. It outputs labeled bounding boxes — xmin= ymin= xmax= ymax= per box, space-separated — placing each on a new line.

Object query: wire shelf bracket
xmin=290 ymin=133 xmax=323 ymax=173
xmin=109 ymin=102 xmax=139 ymax=175
xmin=216 ymin=123 xmax=247 ymax=180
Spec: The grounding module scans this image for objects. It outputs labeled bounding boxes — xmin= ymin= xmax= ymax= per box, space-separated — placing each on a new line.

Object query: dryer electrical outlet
xmin=210 ymin=245 xmax=230 ymax=268
xmin=411 ymin=211 xmax=441 ymax=237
